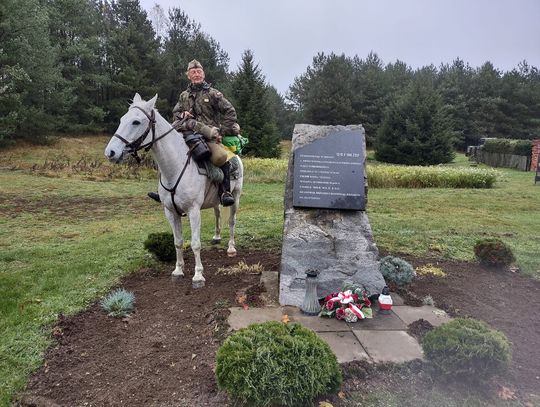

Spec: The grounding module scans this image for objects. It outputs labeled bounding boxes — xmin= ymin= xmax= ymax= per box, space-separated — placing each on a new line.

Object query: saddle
xmin=195 ymin=155 xmax=241 ymax=183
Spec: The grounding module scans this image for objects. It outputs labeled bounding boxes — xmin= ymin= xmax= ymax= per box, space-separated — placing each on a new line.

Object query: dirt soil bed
xmin=18 ymin=251 xmax=539 ymax=406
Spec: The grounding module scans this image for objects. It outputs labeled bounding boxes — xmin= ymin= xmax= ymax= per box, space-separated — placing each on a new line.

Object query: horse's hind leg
xmin=164 ymin=207 xmax=184 ymax=280
xmin=187 ymin=208 xmax=205 ymax=288
xmin=227 ymin=200 xmax=238 ymax=257
xmin=211 ymin=206 xmax=221 ymax=244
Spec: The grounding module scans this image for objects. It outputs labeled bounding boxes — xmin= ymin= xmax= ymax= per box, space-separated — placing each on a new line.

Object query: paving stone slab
xmin=390 ymin=292 xmax=405 ymax=306
xmin=283 ymin=306 xmax=351 ymax=332
xmin=353 ymin=330 xmax=424 ymax=363
xmin=317 ymin=332 xmax=370 ymax=363
xmin=228 ymin=307 xmax=283 ymax=330
xmin=392 ymin=305 xmax=451 ymax=327
xmin=348 ymin=311 xmax=407 ymax=331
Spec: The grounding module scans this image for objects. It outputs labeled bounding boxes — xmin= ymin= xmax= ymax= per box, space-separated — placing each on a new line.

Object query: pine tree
xmin=0 ymin=0 xmax=63 ymax=143
xmin=289 ymin=53 xmax=356 ymax=125
xmin=230 ymin=50 xmax=280 ymax=158
xmin=375 ymin=75 xmax=454 ymax=165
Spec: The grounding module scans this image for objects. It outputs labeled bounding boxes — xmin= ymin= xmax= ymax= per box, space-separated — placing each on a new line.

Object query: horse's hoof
xmin=171 ymin=275 xmax=183 ymax=283
xmin=211 ymin=238 xmax=221 ymax=245
xmin=227 ymin=251 xmax=237 ymax=258
xmin=192 ymin=280 xmax=205 ymax=289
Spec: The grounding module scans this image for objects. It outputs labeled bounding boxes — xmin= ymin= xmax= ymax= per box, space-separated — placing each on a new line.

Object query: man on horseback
xmin=148 ymin=59 xmax=239 ymax=207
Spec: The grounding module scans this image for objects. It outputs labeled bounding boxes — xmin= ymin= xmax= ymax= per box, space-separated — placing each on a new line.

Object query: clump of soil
xmin=407 ymin=318 xmax=434 ymax=342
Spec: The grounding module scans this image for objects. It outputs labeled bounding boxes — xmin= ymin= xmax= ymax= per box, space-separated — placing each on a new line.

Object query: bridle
xmin=113 ymin=104 xmax=193 ymax=216
xmin=113 ymin=105 xmax=175 ymax=163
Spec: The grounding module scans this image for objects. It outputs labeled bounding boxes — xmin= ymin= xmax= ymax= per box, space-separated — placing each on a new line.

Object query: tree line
xmin=2 ymin=0 xmax=539 ymax=162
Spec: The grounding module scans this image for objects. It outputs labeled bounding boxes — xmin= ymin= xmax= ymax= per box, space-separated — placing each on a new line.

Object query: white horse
xmin=104 ymin=93 xmax=243 ymax=288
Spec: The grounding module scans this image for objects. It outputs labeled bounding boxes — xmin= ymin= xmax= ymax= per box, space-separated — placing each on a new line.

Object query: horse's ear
xmin=133 ymin=93 xmax=142 ymax=103
xmin=147 ymin=94 xmax=158 ymax=109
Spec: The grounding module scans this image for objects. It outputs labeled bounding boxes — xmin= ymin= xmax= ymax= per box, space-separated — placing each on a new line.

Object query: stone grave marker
xmin=280 ymin=124 xmax=386 ymax=307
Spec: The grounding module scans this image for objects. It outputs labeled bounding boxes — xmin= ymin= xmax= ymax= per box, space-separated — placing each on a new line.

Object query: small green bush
xmin=144 ymin=232 xmax=175 ymax=262
xmin=474 ymin=238 xmax=515 ymax=267
xmin=216 ymin=321 xmax=342 ymax=407
xmin=379 ymin=256 xmax=416 ymax=286
xmin=100 ymin=288 xmax=135 ymax=318
xmin=423 ymin=318 xmax=511 ymax=380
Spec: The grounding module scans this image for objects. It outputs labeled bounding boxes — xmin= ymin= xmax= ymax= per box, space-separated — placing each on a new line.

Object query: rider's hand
xmin=179 ymin=111 xmax=194 ymax=120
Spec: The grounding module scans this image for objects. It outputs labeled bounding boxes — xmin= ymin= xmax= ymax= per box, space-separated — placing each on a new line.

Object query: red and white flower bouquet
xmin=319 ymin=286 xmax=373 ymax=322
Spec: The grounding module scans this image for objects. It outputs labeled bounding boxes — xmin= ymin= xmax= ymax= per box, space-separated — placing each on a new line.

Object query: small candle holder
xmin=301 ymin=269 xmax=321 ymax=316
xmin=378 ymin=286 xmax=393 ymax=315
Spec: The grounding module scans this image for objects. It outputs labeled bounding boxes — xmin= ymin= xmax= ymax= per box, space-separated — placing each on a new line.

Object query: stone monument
xmin=280 ymin=124 xmax=386 ymax=307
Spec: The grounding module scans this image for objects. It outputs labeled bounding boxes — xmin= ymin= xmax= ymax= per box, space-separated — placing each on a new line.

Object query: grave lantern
xmin=301 ymin=269 xmax=321 ymax=315
xmin=378 ymin=286 xmax=393 ymax=315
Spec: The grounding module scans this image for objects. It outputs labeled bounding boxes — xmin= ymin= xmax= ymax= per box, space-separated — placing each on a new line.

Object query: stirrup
xmin=220 ymin=192 xmax=235 ymax=207
xmin=147 ymin=192 xmax=161 ymax=203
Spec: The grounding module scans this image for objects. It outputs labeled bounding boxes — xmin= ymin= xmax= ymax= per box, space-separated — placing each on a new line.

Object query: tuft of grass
xmin=243 ymin=157 xmax=287 ymax=183
xmin=216 ymin=260 xmax=264 ymax=275
xmin=422 ymin=295 xmax=435 ymax=306
xmin=100 ymin=288 xmax=135 ymax=318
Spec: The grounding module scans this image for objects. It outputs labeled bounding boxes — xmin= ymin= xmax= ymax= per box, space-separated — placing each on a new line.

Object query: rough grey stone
xmin=280 ymin=124 xmax=386 ymax=307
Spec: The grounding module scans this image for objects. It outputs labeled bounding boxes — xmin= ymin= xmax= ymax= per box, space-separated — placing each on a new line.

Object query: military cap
xmin=187 ymin=59 xmax=203 ymax=71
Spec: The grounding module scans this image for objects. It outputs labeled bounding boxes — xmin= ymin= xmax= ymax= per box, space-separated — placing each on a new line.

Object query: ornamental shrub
xmin=423 ymin=318 xmax=511 ymax=380
xmin=143 ymin=232 xmax=175 ymax=262
xmin=100 ymin=288 xmax=135 ymax=318
xmin=474 ymin=238 xmax=515 ymax=267
xmin=379 ymin=256 xmax=416 ymax=286
xmin=216 ymin=321 xmax=342 ymax=406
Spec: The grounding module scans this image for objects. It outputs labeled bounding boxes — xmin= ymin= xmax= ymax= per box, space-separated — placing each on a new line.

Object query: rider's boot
xmin=147 ymin=192 xmax=161 ymax=203
xmin=219 ymin=161 xmax=235 ymax=207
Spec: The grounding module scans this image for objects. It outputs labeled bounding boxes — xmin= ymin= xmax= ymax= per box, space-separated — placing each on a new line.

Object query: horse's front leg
xmin=211 ymin=206 xmax=221 ymax=244
xmin=164 ymin=207 xmax=184 ymax=280
xmin=227 ymin=200 xmax=238 ymax=257
xmin=187 ymin=208 xmax=205 ymax=288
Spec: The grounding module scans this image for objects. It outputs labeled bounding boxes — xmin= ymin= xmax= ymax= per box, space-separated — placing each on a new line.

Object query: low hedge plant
xmin=216 ymin=321 xmax=342 ymax=406
xmin=367 ymin=165 xmax=499 ymax=188
xmin=422 ymin=318 xmax=511 ymax=381
xmin=143 ymin=232 xmax=175 ymax=262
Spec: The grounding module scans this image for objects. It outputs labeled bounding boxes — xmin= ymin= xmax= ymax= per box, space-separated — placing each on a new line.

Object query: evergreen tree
xmin=375 ymin=75 xmax=454 ymax=165
xmin=499 ymin=61 xmax=540 ymax=139
xmin=266 ymin=86 xmax=296 ymax=139
xmin=230 ymin=50 xmax=280 ymax=158
xmin=289 ymin=53 xmax=356 ymax=125
xmin=46 ymin=0 xmax=106 ymax=133
xmin=352 ymin=52 xmax=387 ymax=146
xmin=469 ymin=62 xmax=504 ymax=139
xmin=100 ymin=0 xmax=162 ymax=131
xmin=0 ymin=0 xmax=63 ymax=143
xmin=437 ymin=58 xmax=475 ymax=148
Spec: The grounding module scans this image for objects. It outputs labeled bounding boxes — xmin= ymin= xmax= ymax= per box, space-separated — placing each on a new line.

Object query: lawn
xmin=0 ymin=136 xmax=539 ymax=405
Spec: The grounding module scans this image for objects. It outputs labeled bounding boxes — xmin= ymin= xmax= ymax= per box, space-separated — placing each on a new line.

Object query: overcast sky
xmin=140 ymin=0 xmax=540 ymax=94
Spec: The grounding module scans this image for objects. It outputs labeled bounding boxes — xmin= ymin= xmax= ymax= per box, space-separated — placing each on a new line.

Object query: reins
xmin=113 ymin=105 xmax=191 ymax=216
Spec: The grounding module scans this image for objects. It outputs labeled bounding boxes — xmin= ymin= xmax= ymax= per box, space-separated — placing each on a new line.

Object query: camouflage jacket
xmin=172 ymin=82 xmax=239 ymax=135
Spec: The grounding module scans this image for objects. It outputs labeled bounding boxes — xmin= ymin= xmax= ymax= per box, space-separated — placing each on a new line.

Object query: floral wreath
xmin=319 ymin=286 xmax=373 ymax=322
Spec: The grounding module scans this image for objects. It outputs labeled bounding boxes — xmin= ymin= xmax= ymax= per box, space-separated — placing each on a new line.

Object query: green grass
xmin=1 ymin=137 xmax=539 ymax=405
